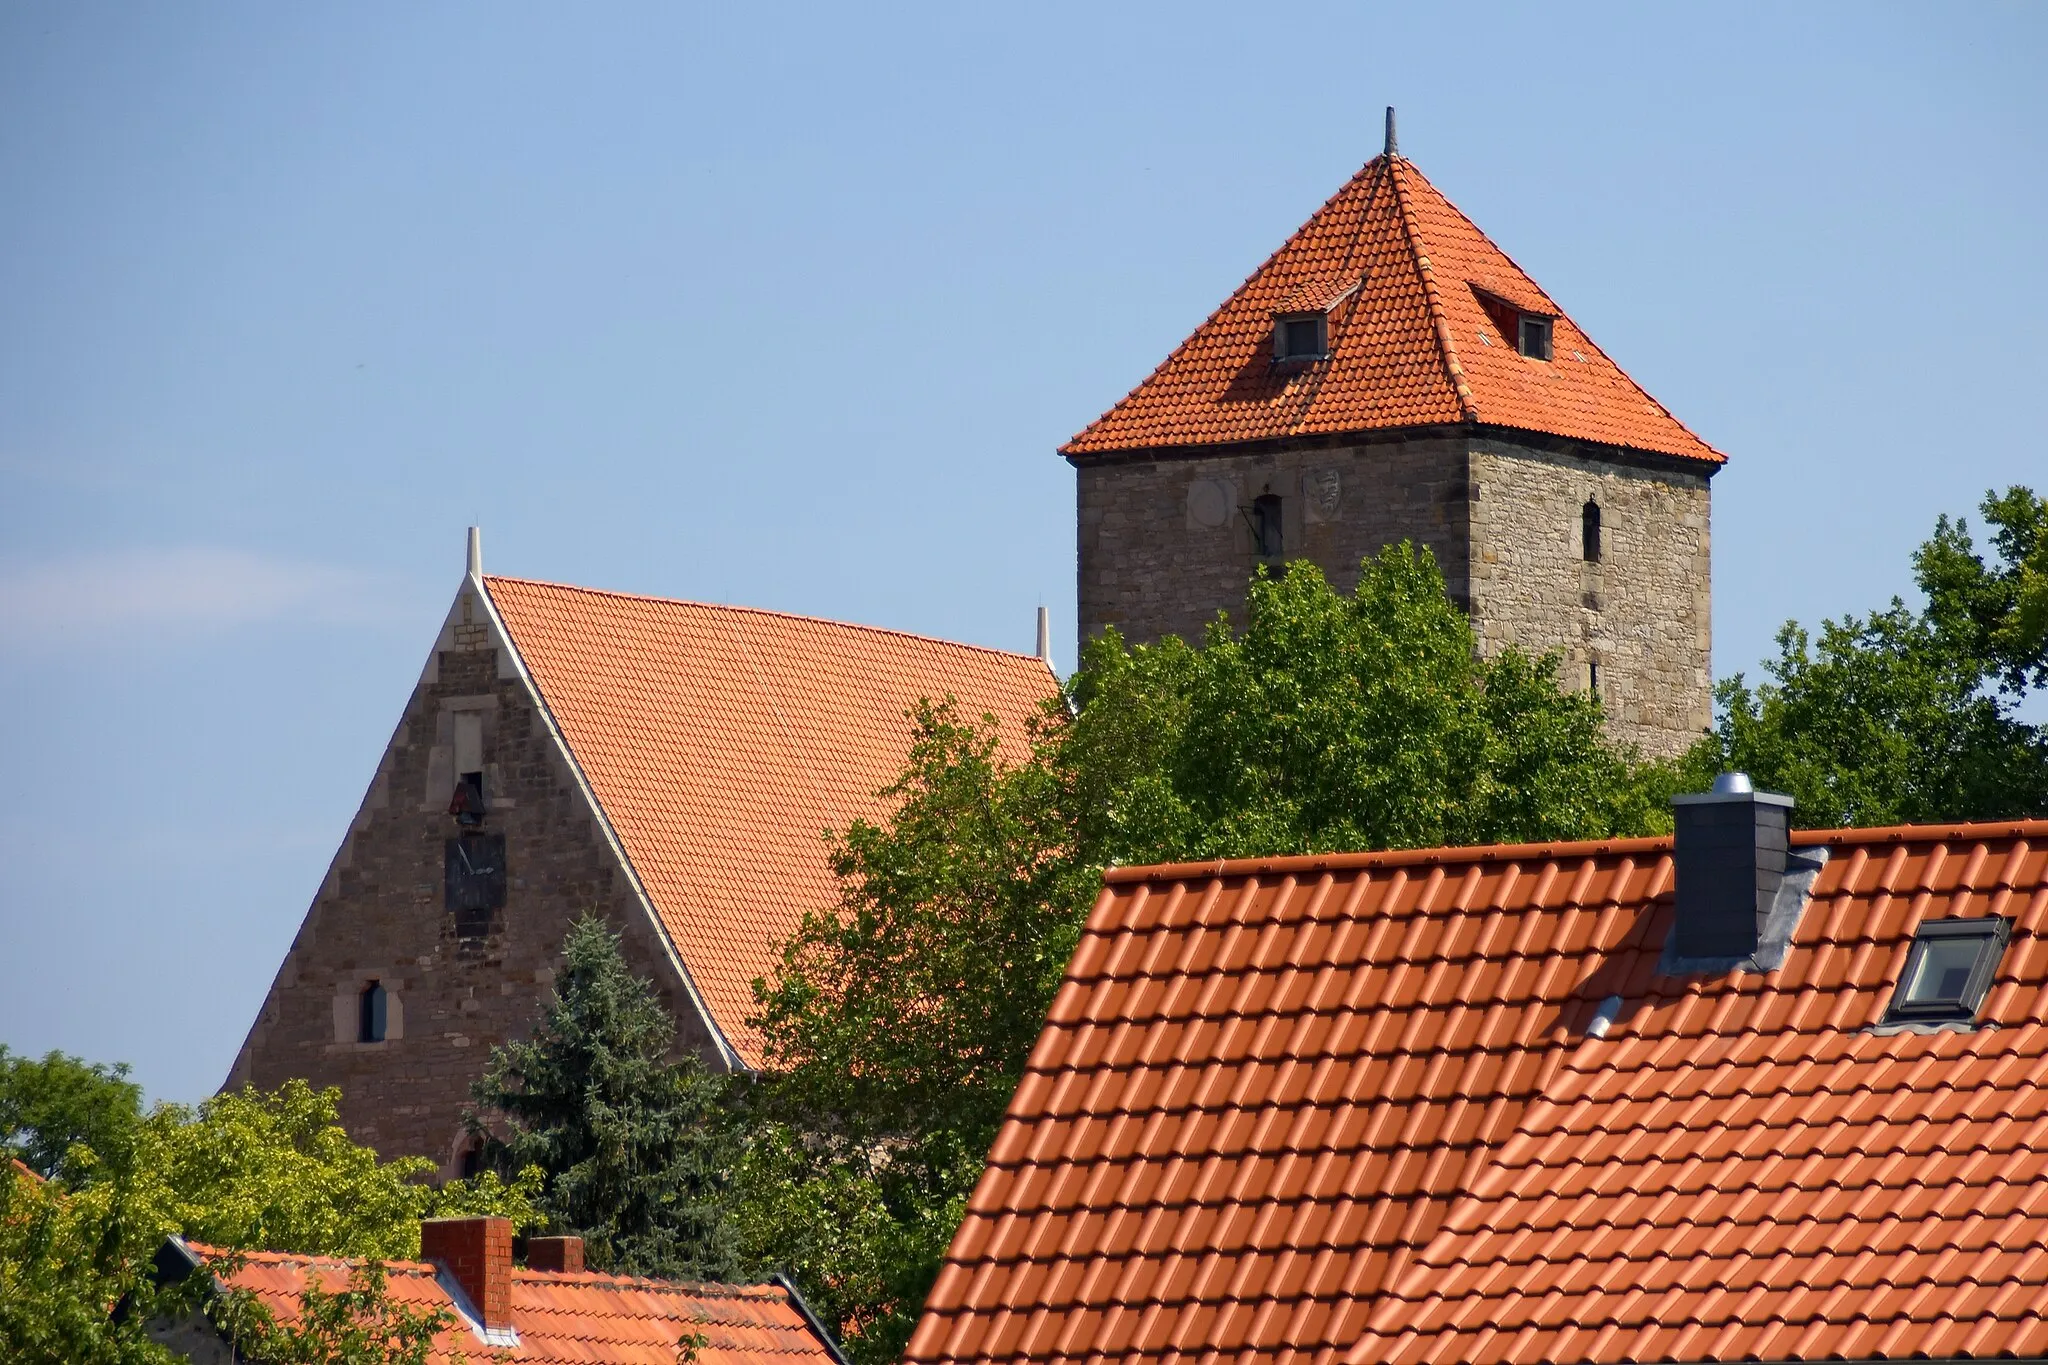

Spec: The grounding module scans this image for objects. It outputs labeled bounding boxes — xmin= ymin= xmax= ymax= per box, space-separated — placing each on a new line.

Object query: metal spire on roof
xmin=1384 ymin=106 xmax=1398 ymax=159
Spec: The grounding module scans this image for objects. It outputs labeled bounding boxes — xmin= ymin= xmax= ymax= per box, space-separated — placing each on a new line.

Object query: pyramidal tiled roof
xmin=485 ymin=577 xmax=1060 ymax=1067
xmin=907 ymin=820 xmax=2048 ymax=1365
xmin=1063 ymin=153 xmax=1722 ymax=465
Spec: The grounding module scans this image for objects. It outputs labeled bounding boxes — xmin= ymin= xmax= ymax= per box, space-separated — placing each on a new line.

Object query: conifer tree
xmin=468 ymin=915 xmax=738 ymax=1280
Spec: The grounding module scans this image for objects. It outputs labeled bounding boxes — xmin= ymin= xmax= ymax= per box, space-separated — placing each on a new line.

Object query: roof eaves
xmin=478 ymin=573 xmax=745 ymax=1073
xmin=1388 ymin=156 xmax=1480 ymax=424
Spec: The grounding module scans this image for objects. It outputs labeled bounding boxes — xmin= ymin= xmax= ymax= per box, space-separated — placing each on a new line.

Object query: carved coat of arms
xmin=1303 ymin=468 xmax=1342 ymax=521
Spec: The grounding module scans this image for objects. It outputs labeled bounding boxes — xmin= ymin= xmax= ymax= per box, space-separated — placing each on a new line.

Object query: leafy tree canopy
xmin=1687 ymin=486 xmax=2048 ymax=826
xmin=0 ymin=1047 xmax=145 ymax=1183
xmin=469 ymin=914 xmax=739 ymax=1280
xmin=740 ymin=545 xmax=1668 ymax=1364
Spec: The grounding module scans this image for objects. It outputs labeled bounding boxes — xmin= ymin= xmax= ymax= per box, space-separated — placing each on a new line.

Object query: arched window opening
xmin=1250 ymin=494 xmax=1283 ymax=560
xmin=359 ymin=981 xmax=387 ymax=1044
xmin=1581 ymin=500 xmax=1602 ymax=564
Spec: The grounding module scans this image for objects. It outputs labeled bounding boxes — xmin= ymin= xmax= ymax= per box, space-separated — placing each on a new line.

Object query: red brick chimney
xmin=525 ymin=1235 xmax=584 ymax=1273
xmin=420 ymin=1216 xmax=513 ymax=1330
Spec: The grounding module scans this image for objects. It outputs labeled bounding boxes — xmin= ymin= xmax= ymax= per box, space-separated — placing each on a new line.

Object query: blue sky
xmin=3 ymin=3 xmax=2043 ymax=1104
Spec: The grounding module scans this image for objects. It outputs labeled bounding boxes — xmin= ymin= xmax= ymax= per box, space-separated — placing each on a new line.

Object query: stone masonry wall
xmin=1075 ymin=433 xmax=1712 ymax=760
xmin=1466 ymin=439 xmax=1712 ymax=760
xmin=228 ymin=590 xmax=719 ymax=1167
xmin=1076 ymin=437 xmax=1473 ymax=648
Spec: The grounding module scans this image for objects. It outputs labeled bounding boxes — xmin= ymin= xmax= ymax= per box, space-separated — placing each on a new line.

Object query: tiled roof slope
xmin=208 ymin=1248 xmax=837 ymax=1365
xmin=907 ymin=820 xmax=2048 ymax=1365
xmin=1062 ymin=155 xmax=1721 ymax=465
xmin=485 ymin=577 xmax=1060 ymax=1067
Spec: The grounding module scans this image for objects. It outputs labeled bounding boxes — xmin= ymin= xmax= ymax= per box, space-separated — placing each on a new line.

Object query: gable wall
xmin=228 ymin=595 xmax=723 ymax=1167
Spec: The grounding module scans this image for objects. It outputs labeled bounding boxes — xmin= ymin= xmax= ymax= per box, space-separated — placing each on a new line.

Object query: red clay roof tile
xmin=1062 ymin=155 xmax=1721 ymax=466
xmin=202 ymin=1247 xmax=840 ymax=1365
xmin=484 ymin=577 xmax=1059 ymax=1065
xmin=908 ymin=822 xmax=2048 ymax=1365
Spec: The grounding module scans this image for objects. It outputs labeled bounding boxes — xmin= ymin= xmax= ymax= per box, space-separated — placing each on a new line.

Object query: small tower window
xmin=1517 ymin=314 xmax=1553 ymax=360
xmin=359 ymin=981 xmax=388 ymax=1043
xmin=1581 ymin=500 xmax=1602 ymax=563
xmin=1274 ymin=314 xmax=1327 ymax=362
xmin=1249 ymin=494 xmax=1283 ymax=560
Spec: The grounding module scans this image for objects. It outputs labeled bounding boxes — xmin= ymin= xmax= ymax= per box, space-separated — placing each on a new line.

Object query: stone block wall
xmin=1073 ymin=432 xmax=1713 ymax=760
xmin=228 ymin=588 xmax=720 ymax=1167
xmin=1467 ymin=439 xmax=1712 ymax=760
xmin=1076 ymin=436 xmax=1472 ymax=649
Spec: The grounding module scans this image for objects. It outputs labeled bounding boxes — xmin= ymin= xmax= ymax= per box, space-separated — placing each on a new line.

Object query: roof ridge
xmin=1393 ymin=160 xmax=1721 ymax=458
xmin=481 ymin=575 xmax=1048 ymax=667
xmin=1387 ymin=157 xmax=1479 ymax=423
xmin=506 ymin=1266 xmax=787 ymax=1296
xmin=1058 ymin=158 xmax=1387 ymax=458
xmin=1105 ymin=818 xmax=2048 ymax=884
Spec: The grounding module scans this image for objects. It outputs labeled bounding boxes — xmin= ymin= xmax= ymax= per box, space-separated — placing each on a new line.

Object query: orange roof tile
xmin=906 ymin=821 xmax=2048 ymax=1365
xmin=1062 ymin=154 xmax=1722 ymax=466
xmin=205 ymin=1247 xmax=839 ymax=1365
xmin=483 ymin=578 xmax=1060 ymax=1066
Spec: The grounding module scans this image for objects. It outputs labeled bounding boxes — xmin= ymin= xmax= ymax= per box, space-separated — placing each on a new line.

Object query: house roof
xmin=905 ymin=819 xmax=2048 ymax=1365
xmin=1061 ymin=154 xmax=1722 ymax=466
xmin=484 ymin=577 xmax=1061 ymax=1067
xmin=203 ymin=1247 xmax=839 ymax=1365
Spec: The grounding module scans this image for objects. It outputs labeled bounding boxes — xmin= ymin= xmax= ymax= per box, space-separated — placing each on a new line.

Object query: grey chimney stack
xmin=1384 ymin=106 xmax=1397 ymax=158
xmin=1670 ymin=772 xmax=1793 ymax=961
xmin=466 ymin=526 xmax=483 ymax=579
xmin=1036 ymin=606 xmax=1053 ymax=672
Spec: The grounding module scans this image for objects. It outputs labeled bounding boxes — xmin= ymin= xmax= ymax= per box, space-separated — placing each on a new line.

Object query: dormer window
xmin=1517 ymin=314 xmax=1553 ymax=360
xmin=1274 ymin=314 xmax=1328 ymax=362
xmin=1884 ymin=918 xmax=2009 ymax=1025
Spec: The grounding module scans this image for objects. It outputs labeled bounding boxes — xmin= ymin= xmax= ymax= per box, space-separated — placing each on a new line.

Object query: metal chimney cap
xmin=1711 ymin=771 xmax=1754 ymax=796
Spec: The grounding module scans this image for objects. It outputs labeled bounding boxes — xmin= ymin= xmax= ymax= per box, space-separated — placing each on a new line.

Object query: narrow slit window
xmin=1884 ymin=918 xmax=2009 ymax=1025
xmin=1250 ymin=494 xmax=1283 ymax=560
xmin=1582 ymin=500 xmax=1602 ymax=563
xmin=359 ymin=981 xmax=388 ymax=1043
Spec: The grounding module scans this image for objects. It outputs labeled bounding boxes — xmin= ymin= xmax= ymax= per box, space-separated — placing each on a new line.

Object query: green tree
xmin=0 ymin=1048 xmax=145 ymax=1182
xmin=1688 ymin=487 xmax=2048 ymax=826
xmin=130 ymin=1078 xmax=539 ymax=1260
xmin=0 ymin=1159 xmax=188 ymax=1365
xmin=468 ymin=915 xmax=739 ymax=1280
xmin=1 ymin=1074 xmax=536 ymax=1363
xmin=740 ymin=545 xmax=1666 ymax=1363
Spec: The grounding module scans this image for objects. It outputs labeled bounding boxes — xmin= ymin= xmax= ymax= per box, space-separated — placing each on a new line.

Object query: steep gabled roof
xmin=1062 ymin=155 xmax=1722 ymax=465
xmin=906 ymin=820 xmax=2048 ymax=1365
xmin=484 ymin=577 xmax=1060 ymax=1067
xmin=204 ymin=1247 xmax=839 ymax=1365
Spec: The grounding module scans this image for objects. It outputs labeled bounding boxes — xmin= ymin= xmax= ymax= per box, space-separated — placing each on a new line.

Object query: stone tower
xmin=1066 ymin=117 xmax=1721 ymax=759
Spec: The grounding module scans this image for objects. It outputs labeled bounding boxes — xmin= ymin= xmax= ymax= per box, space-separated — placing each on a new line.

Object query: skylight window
xmin=1274 ymin=314 xmax=1327 ymax=362
xmin=1518 ymin=314 xmax=1553 ymax=360
xmin=1884 ymin=917 xmax=2009 ymax=1025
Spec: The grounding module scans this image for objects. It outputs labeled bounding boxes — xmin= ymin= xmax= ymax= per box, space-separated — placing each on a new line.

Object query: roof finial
xmin=466 ymin=526 xmax=482 ymax=579
xmin=1384 ymin=106 xmax=1398 ymax=159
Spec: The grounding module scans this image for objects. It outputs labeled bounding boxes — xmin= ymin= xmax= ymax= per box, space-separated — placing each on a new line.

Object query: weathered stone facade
xmin=1074 ymin=429 xmax=1713 ymax=759
xmin=228 ymin=584 xmax=716 ymax=1168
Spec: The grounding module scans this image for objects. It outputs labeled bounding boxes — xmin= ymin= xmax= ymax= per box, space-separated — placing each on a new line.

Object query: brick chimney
xmin=421 ymin=1216 xmax=513 ymax=1330
xmin=526 ymin=1236 xmax=584 ymax=1273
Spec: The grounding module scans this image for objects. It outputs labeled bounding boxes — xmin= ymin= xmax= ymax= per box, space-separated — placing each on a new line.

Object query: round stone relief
xmin=1187 ymin=479 xmax=1233 ymax=529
